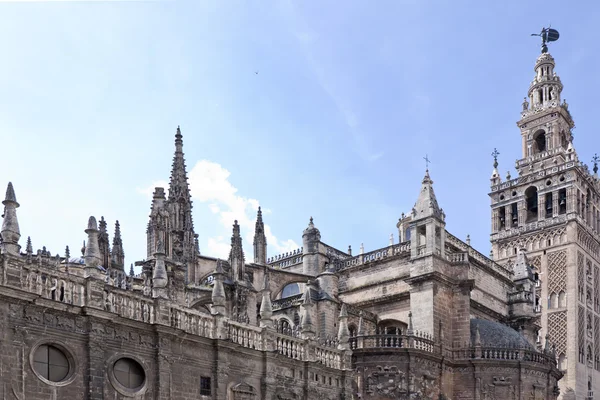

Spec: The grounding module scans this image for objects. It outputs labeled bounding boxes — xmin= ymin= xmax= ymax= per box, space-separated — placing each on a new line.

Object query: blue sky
xmin=1 ymin=0 xmax=598 ymax=269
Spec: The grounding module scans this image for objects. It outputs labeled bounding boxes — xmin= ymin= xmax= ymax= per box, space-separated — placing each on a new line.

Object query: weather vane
xmin=492 ymin=148 xmax=500 ymax=169
xmin=531 ymin=26 xmax=559 ymax=53
xmin=424 ymin=154 xmax=431 ymax=170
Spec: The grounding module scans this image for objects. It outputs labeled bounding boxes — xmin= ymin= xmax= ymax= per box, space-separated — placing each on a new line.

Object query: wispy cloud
xmin=277 ymin=0 xmax=383 ymax=163
xmin=139 ymin=160 xmax=299 ymax=259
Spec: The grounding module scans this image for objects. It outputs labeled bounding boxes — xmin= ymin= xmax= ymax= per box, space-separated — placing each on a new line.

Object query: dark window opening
xmin=33 ymin=344 xmax=69 ymax=382
xmin=534 ymin=131 xmax=546 ymax=153
xmin=511 ymin=203 xmax=519 ymax=227
xmin=200 ymin=376 xmax=211 ymax=396
xmin=525 ymin=186 xmax=538 ymax=222
xmin=405 ymin=227 xmax=411 ymax=241
xmin=114 ymin=358 xmax=145 ymax=390
xmin=546 ymin=193 xmax=553 ymax=217
xmin=499 ymin=207 xmax=506 ymax=229
xmin=559 ymin=189 xmax=567 ymax=214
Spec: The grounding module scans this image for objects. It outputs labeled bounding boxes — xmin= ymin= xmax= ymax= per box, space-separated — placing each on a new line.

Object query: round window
xmin=113 ymin=358 xmax=145 ymax=390
xmin=32 ymin=344 xmax=70 ymax=383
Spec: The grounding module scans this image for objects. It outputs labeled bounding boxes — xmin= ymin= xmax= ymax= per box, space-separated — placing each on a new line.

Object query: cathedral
xmin=0 ymin=37 xmax=596 ymax=400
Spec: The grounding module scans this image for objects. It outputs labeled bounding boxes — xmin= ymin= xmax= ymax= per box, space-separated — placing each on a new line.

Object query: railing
xmin=452 ymin=346 xmax=556 ymax=365
xmin=227 ymin=320 xmax=262 ymax=350
xmin=22 ymin=267 xmax=86 ymax=307
xmin=508 ymin=291 xmax=533 ymax=304
xmin=275 ymin=332 xmax=305 ymax=360
xmin=340 ymin=241 xmax=410 ymax=270
xmin=170 ymin=306 xmax=214 ymax=338
xmin=355 ymin=332 xmax=435 ymax=353
xmin=272 ymin=294 xmax=303 ymax=311
xmin=446 ymin=232 xmax=512 ymax=279
xmin=447 ymin=252 xmax=468 ymax=264
xmin=105 ymin=290 xmax=155 ymax=324
xmin=315 ymin=345 xmax=341 ymax=369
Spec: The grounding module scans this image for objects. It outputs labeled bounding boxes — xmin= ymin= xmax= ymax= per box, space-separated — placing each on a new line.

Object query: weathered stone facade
xmin=0 ymin=47 xmax=572 ymax=399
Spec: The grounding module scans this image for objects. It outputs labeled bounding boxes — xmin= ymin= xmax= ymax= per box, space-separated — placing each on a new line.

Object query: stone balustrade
xmin=105 ymin=289 xmax=155 ymax=324
xmin=452 ymin=346 xmax=556 ymax=366
xmin=340 ymin=241 xmax=411 ymax=270
xmin=354 ymin=331 xmax=435 ymax=353
xmin=275 ymin=332 xmax=305 ymax=360
xmin=227 ymin=320 xmax=263 ymax=351
xmin=315 ymin=345 xmax=341 ymax=369
xmin=22 ymin=266 xmax=86 ymax=306
xmin=272 ymin=293 xmax=303 ymax=311
xmin=170 ymin=306 xmax=214 ymax=338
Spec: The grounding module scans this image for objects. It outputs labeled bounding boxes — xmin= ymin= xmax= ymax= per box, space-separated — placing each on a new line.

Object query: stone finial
xmin=64 ymin=245 xmax=70 ymax=259
xmin=357 ymin=311 xmax=365 ymax=335
xmin=1 ymin=182 xmax=21 ymax=254
xmin=506 ymin=171 xmax=512 ymax=180
xmin=592 ymin=153 xmax=599 ymax=176
xmin=474 ymin=324 xmax=481 ymax=346
xmin=129 ymin=263 xmax=134 ymax=277
xmin=360 ymin=243 xmax=364 ymax=255
xmin=300 ymin=285 xmax=315 ymax=336
xmin=84 ymin=216 xmax=102 ymax=273
xmin=211 ymin=260 xmax=227 ymax=316
xmin=152 ymin=240 xmax=168 ymax=295
xmin=259 ymin=272 xmax=273 ymax=328
xmin=337 ymin=304 xmax=350 ymax=350
xmin=347 ymin=245 xmax=352 ymax=256
xmin=513 ymin=248 xmax=534 ymax=282
xmin=26 ymin=237 xmax=33 ymax=255
xmin=407 ymin=311 xmax=414 ymax=335
xmin=229 ymin=220 xmax=246 ymax=281
xmin=466 ymin=234 xmax=471 ymax=246
xmin=389 ymin=233 xmax=394 ymax=246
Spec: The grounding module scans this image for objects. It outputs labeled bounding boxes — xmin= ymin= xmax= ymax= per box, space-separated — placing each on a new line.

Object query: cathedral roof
xmin=470 ymin=318 xmax=534 ymax=350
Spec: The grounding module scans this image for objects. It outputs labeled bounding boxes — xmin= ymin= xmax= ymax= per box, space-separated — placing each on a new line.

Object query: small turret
xmin=409 ymin=169 xmax=446 ymax=258
xmin=111 ymin=220 xmax=125 ymax=270
xmin=253 ymin=207 xmax=267 ymax=264
xmin=1 ymin=182 xmax=21 ymax=255
xmin=84 ymin=216 xmax=102 ymax=274
xmin=302 ymin=217 xmax=321 ymax=276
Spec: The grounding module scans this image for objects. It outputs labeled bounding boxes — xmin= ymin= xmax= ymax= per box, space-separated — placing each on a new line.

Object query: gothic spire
xmin=259 ymin=272 xmax=273 ymax=328
xmin=253 ymin=207 xmax=267 ymax=264
xmin=229 ymin=220 xmax=245 ymax=281
xmin=412 ymin=169 xmax=445 ymax=222
xmin=1 ymin=182 xmax=21 ymax=255
xmin=129 ymin=263 xmax=134 ymax=277
xmin=168 ymin=126 xmax=192 ymax=203
xmin=111 ymin=220 xmax=125 ymax=270
xmin=166 ymin=126 xmax=197 ymax=266
xmin=26 ymin=236 xmax=33 ymax=255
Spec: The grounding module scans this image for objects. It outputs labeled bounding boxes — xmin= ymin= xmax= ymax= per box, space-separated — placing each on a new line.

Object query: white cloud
xmin=139 ymin=160 xmax=299 ymax=260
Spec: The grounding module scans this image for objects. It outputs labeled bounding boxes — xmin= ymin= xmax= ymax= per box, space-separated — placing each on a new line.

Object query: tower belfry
xmin=490 ymin=30 xmax=600 ymax=398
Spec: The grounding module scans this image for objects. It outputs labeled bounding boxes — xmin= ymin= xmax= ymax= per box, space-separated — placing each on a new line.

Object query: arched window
xmin=558 ymin=353 xmax=567 ymax=371
xmin=281 ymin=283 xmax=300 ymax=299
xmin=349 ymin=324 xmax=357 ymax=337
xmin=525 ymin=186 xmax=538 ymax=222
xmin=533 ymin=130 xmax=546 ymax=153
xmin=549 ymin=293 xmax=558 ymax=309
xmin=558 ymin=291 xmax=566 ymax=308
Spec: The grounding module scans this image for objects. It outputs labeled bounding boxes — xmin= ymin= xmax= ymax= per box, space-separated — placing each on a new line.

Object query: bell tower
xmin=490 ymin=29 xmax=600 ymax=398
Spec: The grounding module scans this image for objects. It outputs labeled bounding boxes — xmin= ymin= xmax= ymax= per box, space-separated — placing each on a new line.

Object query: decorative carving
xmin=548 ymin=311 xmax=567 ymax=355
xmin=547 ymin=250 xmax=567 ymax=294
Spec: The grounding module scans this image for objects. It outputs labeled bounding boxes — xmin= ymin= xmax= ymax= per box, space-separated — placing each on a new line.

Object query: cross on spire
xmin=423 ymin=154 xmax=431 ymax=170
xmin=492 ymin=148 xmax=500 ymax=169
